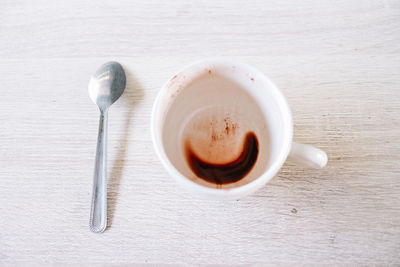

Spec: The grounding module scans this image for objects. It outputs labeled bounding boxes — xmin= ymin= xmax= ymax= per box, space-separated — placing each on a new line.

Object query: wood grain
xmin=0 ymin=0 xmax=399 ymax=265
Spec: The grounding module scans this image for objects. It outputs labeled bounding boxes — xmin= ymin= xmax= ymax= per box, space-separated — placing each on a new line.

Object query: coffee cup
xmin=151 ymin=59 xmax=327 ymax=199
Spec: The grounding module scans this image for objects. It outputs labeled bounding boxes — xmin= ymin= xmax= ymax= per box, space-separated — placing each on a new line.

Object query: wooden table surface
xmin=1 ymin=0 xmax=399 ymax=265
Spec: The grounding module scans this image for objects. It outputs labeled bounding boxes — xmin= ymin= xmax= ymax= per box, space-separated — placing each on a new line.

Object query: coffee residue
xmin=224 ymin=117 xmax=238 ymax=135
xmin=185 ymin=132 xmax=259 ymax=185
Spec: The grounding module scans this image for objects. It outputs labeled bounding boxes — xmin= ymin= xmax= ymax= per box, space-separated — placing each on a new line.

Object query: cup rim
xmin=151 ymin=59 xmax=293 ymax=199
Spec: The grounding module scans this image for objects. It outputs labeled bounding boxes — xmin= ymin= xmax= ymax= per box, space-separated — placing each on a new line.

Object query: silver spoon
xmin=88 ymin=61 xmax=126 ymax=233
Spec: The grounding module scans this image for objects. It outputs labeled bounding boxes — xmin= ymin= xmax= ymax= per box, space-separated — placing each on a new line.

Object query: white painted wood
xmin=1 ymin=0 xmax=399 ymax=265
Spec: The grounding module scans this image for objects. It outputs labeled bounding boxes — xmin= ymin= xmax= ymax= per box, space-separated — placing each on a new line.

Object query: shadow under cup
xmin=153 ymin=61 xmax=292 ymax=192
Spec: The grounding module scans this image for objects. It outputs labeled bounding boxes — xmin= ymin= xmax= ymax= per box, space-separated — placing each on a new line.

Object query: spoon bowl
xmin=89 ymin=62 xmax=126 ymax=110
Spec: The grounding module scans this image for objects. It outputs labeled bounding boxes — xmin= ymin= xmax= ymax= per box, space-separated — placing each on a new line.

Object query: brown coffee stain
xmin=223 ymin=117 xmax=238 ymax=136
xmin=185 ymin=132 xmax=259 ymax=185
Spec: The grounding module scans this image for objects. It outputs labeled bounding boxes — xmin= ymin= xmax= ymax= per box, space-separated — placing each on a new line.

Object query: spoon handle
xmin=89 ymin=109 xmax=108 ymax=233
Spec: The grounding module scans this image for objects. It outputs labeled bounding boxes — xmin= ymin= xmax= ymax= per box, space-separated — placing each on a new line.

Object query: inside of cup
xmin=158 ymin=61 xmax=290 ymax=189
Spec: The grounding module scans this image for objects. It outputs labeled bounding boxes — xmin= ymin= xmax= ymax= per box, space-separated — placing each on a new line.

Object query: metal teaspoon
xmin=88 ymin=61 xmax=126 ymax=233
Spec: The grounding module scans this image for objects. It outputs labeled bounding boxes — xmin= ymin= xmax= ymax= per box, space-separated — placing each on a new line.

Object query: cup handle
xmin=287 ymin=142 xmax=328 ymax=169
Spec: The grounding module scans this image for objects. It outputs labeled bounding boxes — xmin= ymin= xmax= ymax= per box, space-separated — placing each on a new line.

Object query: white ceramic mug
xmin=151 ymin=60 xmax=327 ymax=200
